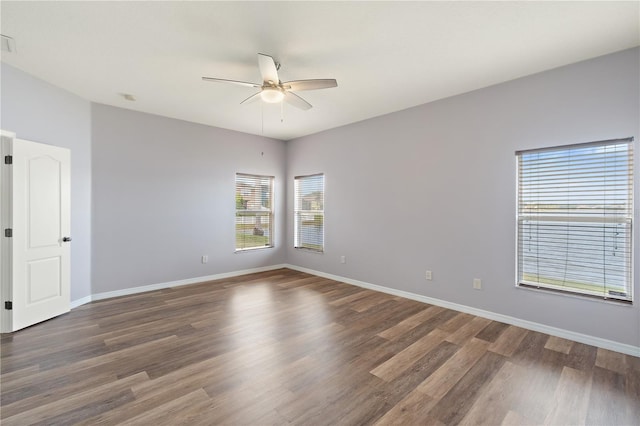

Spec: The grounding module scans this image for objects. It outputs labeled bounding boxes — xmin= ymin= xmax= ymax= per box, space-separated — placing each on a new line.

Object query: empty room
xmin=1 ymin=1 xmax=639 ymax=425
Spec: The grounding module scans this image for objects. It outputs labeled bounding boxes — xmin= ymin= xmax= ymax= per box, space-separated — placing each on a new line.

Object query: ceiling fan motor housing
xmin=261 ymin=86 xmax=285 ymax=103
xmin=202 ymin=53 xmax=337 ymax=110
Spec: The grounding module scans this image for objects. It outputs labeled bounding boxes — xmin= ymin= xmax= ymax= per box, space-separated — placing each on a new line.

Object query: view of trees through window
xmin=235 ymin=173 xmax=273 ymax=251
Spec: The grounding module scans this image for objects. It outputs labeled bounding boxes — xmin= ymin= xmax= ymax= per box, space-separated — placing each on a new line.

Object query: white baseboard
xmin=70 ymin=295 xmax=92 ymax=309
xmin=284 ymin=264 xmax=640 ymax=357
xmin=70 ymin=264 xmax=287 ymax=306
xmin=70 ymin=262 xmax=639 ymax=357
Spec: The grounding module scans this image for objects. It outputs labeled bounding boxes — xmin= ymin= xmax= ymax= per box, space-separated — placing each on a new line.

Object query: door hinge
xmin=4 ymin=155 xmax=12 ymax=165
xmin=4 ymin=228 xmax=12 ymax=238
xmin=4 ymin=301 xmax=12 ymax=310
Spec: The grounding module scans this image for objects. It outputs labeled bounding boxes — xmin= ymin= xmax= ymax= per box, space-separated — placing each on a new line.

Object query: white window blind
xmin=294 ymin=174 xmax=324 ymax=252
xmin=235 ymin=173 xmax=274 ymax=251
xmin=516 ymin=138 xmax=633 ymax=303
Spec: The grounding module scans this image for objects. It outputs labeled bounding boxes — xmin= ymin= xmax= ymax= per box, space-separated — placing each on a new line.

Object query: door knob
xmin=62 ymin=237 xmax=72 ymax=242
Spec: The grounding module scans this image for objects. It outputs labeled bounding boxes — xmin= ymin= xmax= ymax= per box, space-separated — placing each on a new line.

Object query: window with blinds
xmin=235 ymin=173 xmax=274 ymax=251
xmin=516 ymin=138 xmax=634 ymax=303
xmin=294 ymin=174 xmax=324 ymax=252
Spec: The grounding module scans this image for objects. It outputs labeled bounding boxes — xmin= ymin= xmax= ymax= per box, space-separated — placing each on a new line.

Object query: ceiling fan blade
xmin=258 ymin=53 xmax=280 ymax=85
xmin=282 ymin=79 xmax=338 ymax=91
xmin=202 ymin=77 xmax=260 ymax=88
xmin=240 ymin=92 xmax=262 ymax=105
xmin=284 ymin=92 xmax=312 ymax=110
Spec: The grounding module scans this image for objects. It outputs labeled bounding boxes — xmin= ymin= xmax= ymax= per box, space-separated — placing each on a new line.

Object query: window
xmin=235 ymin=173 xmax=274 ymax=251
xmin=294 ymin=174 xmax=324 ymax=252
xmin=516 ymin=138 xmax=633 ymax=303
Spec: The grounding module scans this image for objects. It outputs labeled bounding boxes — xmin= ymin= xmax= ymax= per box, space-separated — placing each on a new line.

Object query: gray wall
xmin=3 ymin=48 xmax=638 ymax=348
xmin=1 ymin=63 xmax=92 ymax=301
xmin=91 ymin=104 xmax=287 ymax=294
xmin=286 ymin=48 xmax=640 ymax=347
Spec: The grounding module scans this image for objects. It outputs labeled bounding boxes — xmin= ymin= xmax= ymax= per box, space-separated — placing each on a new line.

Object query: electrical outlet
xmin=425 ymin=270 xmax=432 ymax=280
xmin=340 ymin=256 xmax=346 ymax=264
xmin=473 ymin=278 xmax=482 ymax=290
xmin=202 ymin=255 xmax=208 ymax=264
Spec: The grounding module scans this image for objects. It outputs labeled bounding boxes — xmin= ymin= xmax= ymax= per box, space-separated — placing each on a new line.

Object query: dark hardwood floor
xmin=1 ymin=268 xmax=638 ymax=425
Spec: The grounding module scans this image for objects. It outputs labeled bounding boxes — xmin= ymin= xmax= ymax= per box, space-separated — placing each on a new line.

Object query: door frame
xmin=1 ymin=131 xmax=72 ymax=332
xmin=1 ymin=130 xmax=16 ymax=333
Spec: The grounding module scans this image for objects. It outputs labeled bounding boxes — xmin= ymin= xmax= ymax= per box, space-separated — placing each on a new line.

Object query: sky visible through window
xmin=518 ymin=141 xmax=632 ymax=299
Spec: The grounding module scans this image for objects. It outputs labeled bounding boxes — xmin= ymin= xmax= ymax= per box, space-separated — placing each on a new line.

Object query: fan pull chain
xmin=281 ymin=101 xmax=284 ymax=123
xmin=261 ymin=100 xmax=264 ymax=135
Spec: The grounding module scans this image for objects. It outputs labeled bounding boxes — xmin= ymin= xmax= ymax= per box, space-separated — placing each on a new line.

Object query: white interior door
xmin=8 ymin=137 xmax=71 ymax=331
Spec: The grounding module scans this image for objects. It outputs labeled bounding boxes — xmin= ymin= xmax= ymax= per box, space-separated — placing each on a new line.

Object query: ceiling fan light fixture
xmin=260 ymin=87 xmax=284 ymax=103
xmin=202 ymin=53 xmax=335 ymax=111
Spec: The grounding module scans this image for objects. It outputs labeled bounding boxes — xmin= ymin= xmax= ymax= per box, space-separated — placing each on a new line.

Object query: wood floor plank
xmin=123 ymin=388 xmax=213 ymax=426
xmin=377 ymin=305 xmax=444 ymax=340
xmin=329 ymin=289 xmax=371 ymax=306
xmin=206 ymin=378 xmax=298 ymax=425
xmin=444 ymin=316 xmax=491 ymax=345
xmin=373 ymin=389 xmax=440 ymax=426
xmin=1 ymin=372 xmax=117 ymax=418
xmin=474 ymin=320 xmax=510 ymax=343
xmin=1 ymin=269 xmax=637 ymax=425
xmin=34 ymin=389 xmax=136 ymax=426
xmin=0 ymin=365 xmax=40 ymax=384
xmin=625 ymin=367 xmax=640 ymax=421
xmin=458 ymin=361 xmax=526 ymax=425
xmin=565 ymin=341 xmax=598 ymax=372
xmin=509 ymin=353 xmax=564 ymax=424
xmin=389 ymin=308 xmax=458 ymax=350
xmin=79 ymin=361 xmax=229 ymax=425
xmin=586 ymin=366 xmax=632 ymax=425
xmin=544 ymin=335 xmax=574 ymax=354
xmin=1 ymin=332 xmax=107 ymax=374
xmin=1 ymin=372 xmax=149 ymax=425
xmin=437 ymin=312 xmax=475 ymax=333
xmin=416 ymin=337 xmax=489 ymax=399
xmin=349 ymin=292 xmax=396 ymax=313
xmin=6 ymin=334 xmax=176 ymax=393
xmin=501 ymin=410 xmax=529 ymax=425
xmin=596 ymin=347 xmax=628 ymax=374
xmin=427 ymin=350 xmax=507 ymax=425
xmin=276 ymin=275 xmax=328 ymax=289
xmin=370 ymin=328 xmax=449 ymax=382
xmin=1 ymin=337 xmax=180 ymax=414
xmin=488 ymin=325 xmax=528 ymax=357
xmin=373 ymin=340 xmax=460 ymax=409
xmin=543 ymin=366 xmax=592 ymax=426
xmin=626 ymin=353 xmax=640 ymax=372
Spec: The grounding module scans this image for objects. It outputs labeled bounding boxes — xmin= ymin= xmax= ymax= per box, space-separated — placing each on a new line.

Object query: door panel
xmin=12 ymin=138 xmax=70 ymax=331
xmin=29 ymin=156 xmax=62 ymax=248
xmin=28 ymin=256 xmax=62 ymax=303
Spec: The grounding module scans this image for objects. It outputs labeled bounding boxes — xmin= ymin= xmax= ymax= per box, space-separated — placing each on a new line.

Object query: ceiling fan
xmin=202 ymin=53 xmax=337 ymax=110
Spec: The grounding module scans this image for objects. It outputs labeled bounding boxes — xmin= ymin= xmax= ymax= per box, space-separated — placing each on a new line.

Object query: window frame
xmin=294 ymin=173 xmax=325 ymax=253
xmin=235 ymin=173 xmax=274 ymax=252
xmin=515 ymin=138 xmax=634 ymax=304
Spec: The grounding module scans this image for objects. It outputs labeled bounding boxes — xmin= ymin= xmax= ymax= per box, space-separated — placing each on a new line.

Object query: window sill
xmin=516 ymin=283 xmax=633 ymax=306
xmin=295 ymin=247 xmax=324 ymax=254
xmin=235 ymin=246 xmax=274 ymax=254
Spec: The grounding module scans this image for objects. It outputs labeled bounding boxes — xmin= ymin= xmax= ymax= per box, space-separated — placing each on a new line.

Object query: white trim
xmin=0 ymin=131 xmax=15 ymax=333
xmin=70 ymin=295 xmax=92 ymax=309
xmin=70 ymin=264 xmax=287 ymax=305
xmin=67 ymin=262 xmax=639 ymax=357
xmin=284 ymin=264 xmax=640 ymax=357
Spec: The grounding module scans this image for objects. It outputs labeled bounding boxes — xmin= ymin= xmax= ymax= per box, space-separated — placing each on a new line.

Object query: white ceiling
xmin=1 ymin=1 xmax=638 ymax=141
